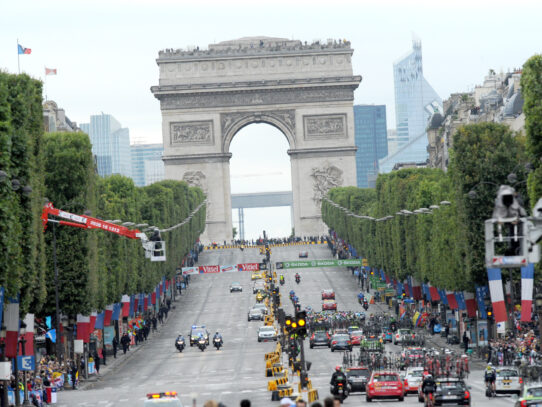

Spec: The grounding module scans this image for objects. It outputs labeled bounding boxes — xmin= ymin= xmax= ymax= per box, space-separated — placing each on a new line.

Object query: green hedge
xmin=323 ymin=123 xmax=529 ymax=289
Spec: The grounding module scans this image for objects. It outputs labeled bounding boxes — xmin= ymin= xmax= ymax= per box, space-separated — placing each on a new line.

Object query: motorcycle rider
xmin=363 ymin=298 xmax=369 ymax=311
xmin=357 ymin=291 xmax=364 ymax=303
xmin=213 ymin=331 xmax=223 ymax=342
xmin=330 ymin=366 xmax=347 ymax=395
xmin=280 ymin=274 xmax=285 ymax=284
xmin=421 ymin=373 xmax=436 ymax=406
xmin=295 ymin=272 xmax=300 ymax=282
xmin=175 ymin=334 xmax=185 ymax=350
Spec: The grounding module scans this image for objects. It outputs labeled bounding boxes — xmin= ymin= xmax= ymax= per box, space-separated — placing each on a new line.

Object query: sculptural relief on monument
xmin=182 ymin=170 xmax=207 ymax=192
xmin=303 ymin=114 xmax=347 ymax=139
xmin=310 ymin=165 xmax=343 ymax=204
xmin=170 ymin=121 xmax=214 ymax=145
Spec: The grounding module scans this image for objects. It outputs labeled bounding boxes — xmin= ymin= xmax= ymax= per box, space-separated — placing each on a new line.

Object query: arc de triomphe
xmin=151 ymin=37 xmax=361 ymax=243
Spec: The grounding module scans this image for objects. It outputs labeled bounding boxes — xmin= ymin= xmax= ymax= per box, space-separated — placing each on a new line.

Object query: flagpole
xmin=17 ymin=38 xmax=20 ymax=74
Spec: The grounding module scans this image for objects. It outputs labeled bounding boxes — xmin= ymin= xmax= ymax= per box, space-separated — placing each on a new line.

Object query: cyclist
xmin=484 ymin=363 xmax=496 ymax=397
xmin=421 ymin=373 xmax=436 ymax=407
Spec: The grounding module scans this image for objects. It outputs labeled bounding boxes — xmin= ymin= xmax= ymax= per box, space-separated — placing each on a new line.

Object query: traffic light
xmin=296 ymin=311 xmax=307 ymax=336
xmin=285 ymin=315 xmax=293 ymax=332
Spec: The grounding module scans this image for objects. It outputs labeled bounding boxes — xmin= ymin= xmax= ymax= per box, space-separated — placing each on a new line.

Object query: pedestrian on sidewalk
xmin=462 ymin=331 xmax=470 ymax=351
xmin=152 ymin=316 xmax=157 ymax=331
xmin=93 ymin=351 xmax=100 ymax=375
xmin=71 ymin=361 xmax=78 ymax=389
xmin=102 ymin=346 xmax=107 ymax=366
xmin=121 ymin=332 xmax=130 ymax=354
xmin=112 ymin=336 xmax=118 ymax=358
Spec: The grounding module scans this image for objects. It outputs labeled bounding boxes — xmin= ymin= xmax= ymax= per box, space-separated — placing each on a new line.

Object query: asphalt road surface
xmin=57 ymin=244 xmax=520 ymax=407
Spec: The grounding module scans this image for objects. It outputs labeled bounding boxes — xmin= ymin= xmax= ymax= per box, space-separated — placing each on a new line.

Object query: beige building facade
xmin=152 ymin=37 xmax=361 ymax=243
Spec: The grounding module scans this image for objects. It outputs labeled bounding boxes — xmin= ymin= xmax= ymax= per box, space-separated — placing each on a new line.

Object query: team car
xmin=248 ymin=308 xmax=264 ymax=321
xmin=144 ymin=391 xmax=182 ymax=406
xmin=257 ymin=326 xmax=278 ymax=342
xmin=321 ymin=289 xmax=336 ymax=300
xmin=230 ymin=282 xmax=242 ymax=292
xmin=403 ymin=366 xmax=424 ymax=393
xmin=433 ymin=378 xmax=471 ymax=406
xmin=366 ymin=371 xmax=405 ymax=402
xmin=322 ymin=300 xmax=337 ymax=311
xmin=330 ymin=333 xmax=352 ymax=352
xmin=515 ymin=383 xmax=542 ymax=407
xmin=299 ymin=250 xmax=309 ymax=258
xmin=309 ymin=331 xmax=331 ymax=348
xmin=251 ymin=303 xmax=268 ymax=315
xmin=251 ymin=271 xmax=264 ymax=280
xmin=346 ymin=367 xmax=371 ymax=393
xmin=350 ymin=330 xmax=364 ymax=346
xmin=189 ymin=325 xmax=209 ymax=346
xmin=495 ymin=367 xmax=522 ymax=395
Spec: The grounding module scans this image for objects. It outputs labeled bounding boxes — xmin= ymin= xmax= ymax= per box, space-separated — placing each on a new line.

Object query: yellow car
xmin=251 ymin=271 xmax=264 ymax=280
xmin=255 ymin=291 xmax=265 ymax=302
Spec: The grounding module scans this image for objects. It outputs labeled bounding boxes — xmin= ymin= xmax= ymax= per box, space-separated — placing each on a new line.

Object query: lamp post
xmin=18 ymin=326 xmax=31 ymax=407
xmin=484 ymin=297 xmax=492 ymax=341
xmin=1 ymin=325 xmax=8 ymax=407
xmin=535 ymin=293 xmax=542 ymax=339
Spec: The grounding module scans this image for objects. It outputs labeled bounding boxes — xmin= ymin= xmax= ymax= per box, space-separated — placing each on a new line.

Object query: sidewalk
xmin=74 ymin=303 xmax=177 ymax=391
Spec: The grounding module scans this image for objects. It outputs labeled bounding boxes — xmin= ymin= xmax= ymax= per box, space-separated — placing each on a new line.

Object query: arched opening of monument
xmin=229 ymin=123 xmax=292 ymax=241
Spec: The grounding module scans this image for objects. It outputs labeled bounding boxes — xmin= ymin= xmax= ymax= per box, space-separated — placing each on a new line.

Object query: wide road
xmin=58 ymin=244 xmax=519 ymax=407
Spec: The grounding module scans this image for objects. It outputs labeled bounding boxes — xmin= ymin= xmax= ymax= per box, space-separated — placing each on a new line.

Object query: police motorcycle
xmin=295 ymin=273 xmax=301 ymax=284
xmin=175 ymin=335 xmax=185 ymax=352
xmin=357 ymin=292 xmax=364 ymax=305
xmin=197 ymin=335 xmax=207 ymax=352
xmin=213 ymin=332 xmax=223 ymax=350
xmin=363 ymin=299 xmax=369 ymax=311
xmin=279 ymin=275 xmax=285 ymax=286
xmin=330 ymin=366 xmax=349 ymax=402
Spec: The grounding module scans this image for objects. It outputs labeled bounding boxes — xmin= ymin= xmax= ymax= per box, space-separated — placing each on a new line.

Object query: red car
xmin=366 ymin=372 xmax=405 ymax=402
xmin=321 ymin=289 xmax=335 ymax=300
xmin=350 ymin=330 xmax=364 ymax=345
xmin=322 ymin=300 xmax=337 ymax=311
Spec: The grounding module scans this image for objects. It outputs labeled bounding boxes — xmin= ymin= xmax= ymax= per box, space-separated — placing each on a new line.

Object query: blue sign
xmin=14 ymin=356 xmax=35 ymax=371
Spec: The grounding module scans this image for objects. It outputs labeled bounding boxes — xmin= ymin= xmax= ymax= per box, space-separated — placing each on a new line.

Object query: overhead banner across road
xmin=181 ymin=263 xmax=263 ymax=275
xmin=275 ymin=259 xmax=363 ymax=269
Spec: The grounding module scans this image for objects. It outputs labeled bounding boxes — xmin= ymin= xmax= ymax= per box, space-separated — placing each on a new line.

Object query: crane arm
xmin=41 ymin=202 xmax=146 ymax=241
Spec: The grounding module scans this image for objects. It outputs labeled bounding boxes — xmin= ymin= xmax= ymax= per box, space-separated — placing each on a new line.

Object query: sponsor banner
xmin=238 ymin=263 xmax=260 ymax=272
xmin=199 ymin=265 xmax=220 ymax=274
xmin=275 ymin=258 xmax=363 ymax=269
xmin=181 ymin=267 xmax=198 ymax=275
xmin=220 ymin=265 xmax=238 ymax=273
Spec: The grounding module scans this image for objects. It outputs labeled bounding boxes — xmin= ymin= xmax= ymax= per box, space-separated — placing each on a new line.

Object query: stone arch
xmin=221 ymin=110 xmax=296 ymax=153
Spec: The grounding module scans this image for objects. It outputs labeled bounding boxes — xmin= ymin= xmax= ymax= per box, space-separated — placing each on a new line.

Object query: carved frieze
xmin=170 ymin=120 xmax=214 ymax=146
xmin=303 ymin=114 xmax=347 ymax=140
xmin=183 ymin=170 xmax=207 ymax=192
xmin=310 ymin=165 xmax=343 ymax=204
xmin=221 ymin=110 xmax=295 ymax=140
xmin=159 ymin=87 xmax=354 ymax=110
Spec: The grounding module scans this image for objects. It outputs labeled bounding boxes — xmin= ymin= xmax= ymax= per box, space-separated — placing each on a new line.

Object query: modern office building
xmin=80 ymin=113 xmax=132 ymax=178
xmin=353 ymin=105 xmax=388 ymax=188
xmin=379 ymin=39 xmax=442 ymax=173
xmin=131 ymin=143 xmax=164 ymax=186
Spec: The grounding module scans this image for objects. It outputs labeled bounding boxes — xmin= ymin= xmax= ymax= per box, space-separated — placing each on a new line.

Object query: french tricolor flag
xmin=464 ymin=292 xmax=477 ymax=318
xmin=76 ymin=314 xmax=90 ymax=344
xmin=4 ymin=299 xmax=19 ymax=358
xmin=411 ymin=277 xmax=422 ymax=300
xmin=89 ymin=311 xmax=97 ymax=333
xmin=104 ymin=305 xmax=114 ymax=326
xmin=428 ymin=284 xmax=440 ymax=301
xmin=22 ymin=313 xmax=34 ymax=356
xmin=521 ymin=263 xmax=534 ymax=322
xmin=487 ymin=268 xmax=507 ymax=323
xmin=446 ymin=290 xmax=458 ymax=309
xmin=121 ymin=295 xmax=130 ymax=317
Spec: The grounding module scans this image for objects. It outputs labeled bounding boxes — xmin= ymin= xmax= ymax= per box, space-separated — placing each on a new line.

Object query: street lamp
xmin=1 ymin=325 xmax=8 ymax=407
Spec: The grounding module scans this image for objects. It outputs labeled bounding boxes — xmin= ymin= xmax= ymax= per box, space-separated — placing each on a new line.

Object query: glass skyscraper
xmin=131 ymin=144 xmax=164 ymax=187
xmin=379 ymin=39 xmax=442 ymax=173
xmin=353 ymin=105 xmax=388 ymax=188
xmin=80 ymin=113 xmax=132 ymax=178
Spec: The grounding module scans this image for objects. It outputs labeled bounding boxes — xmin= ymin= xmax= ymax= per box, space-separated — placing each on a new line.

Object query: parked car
xmin=495 ymin=367 xmax=522 ymax=395
xmin=347 ymin=367 xmax=371 ymax=393
xmin=366 ymin=371 xmax=404 ymax=402
xmin=299 ymin=250 xmax=308 ymax=258
xmin=309 ymin=331 xmax=331 ymax=348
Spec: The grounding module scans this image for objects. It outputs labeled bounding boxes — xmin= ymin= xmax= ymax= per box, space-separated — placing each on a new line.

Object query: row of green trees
xmin=323 ymin=122 xmax=532 ymax=289
xmin=1 ymin=73 xmax=206 ymax=318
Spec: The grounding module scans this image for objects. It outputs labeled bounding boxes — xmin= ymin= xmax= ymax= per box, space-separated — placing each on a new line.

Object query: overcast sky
xmin=2 ymin=0 xmax=541 ymax=238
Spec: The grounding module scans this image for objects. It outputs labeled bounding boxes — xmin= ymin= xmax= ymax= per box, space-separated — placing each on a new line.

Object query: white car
xmin=403 ymin=366 xmax=424 ymax=393
xmin=258 ymin=326 xmax=278 ymax=342
xmin=495 ymin=367 xmax=522 ymax=395
xmin=393 ymin=328 xmax=412 ymax=345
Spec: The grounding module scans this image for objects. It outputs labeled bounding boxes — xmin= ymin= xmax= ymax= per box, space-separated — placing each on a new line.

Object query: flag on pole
xmin=45 ymin=68 xmax=57 ymax=75
xmin=487 ymin=267 xmax=507 ymax=323
xmin=23 ymin=313 xmax=34 ymax=356
xmin=94 ymin=311 xmax=105 ymax=330
xmin=18 ymin=44 xmax=31 ymax=54
xmin=89 ymin=311 xmax=97 ymax=333
xmin=4 ymin=297 xmax=20 ymax=358
xmin=521 ymin=263 xmax=534 ymax=322
xmin=446 ymin=290 xmax=458 ymax=309
xmin=464 ymin=292 xmax=477 ymax=318
xmin=104 ymin=304 xmax=113 ymax=326
xmin=76 ymin=314 xmax=90 ymax=344
xmin=121 ymin=294 xmax=130 ymax=318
